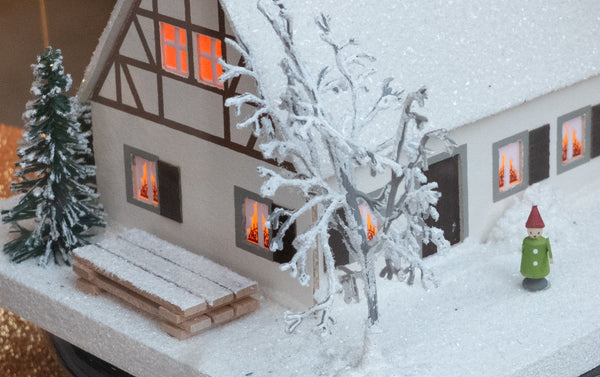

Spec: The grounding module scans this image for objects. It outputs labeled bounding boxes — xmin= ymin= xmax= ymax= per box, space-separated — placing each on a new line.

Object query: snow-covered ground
xmin=1 ymin=175 xmax=600 ymax=377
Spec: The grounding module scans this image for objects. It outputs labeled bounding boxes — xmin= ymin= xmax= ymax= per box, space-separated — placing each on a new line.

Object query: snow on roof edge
xmin=442 ymin=71 xmax=600 ymax=132
xmin=77 ymin=0 xmax=137 ymax=101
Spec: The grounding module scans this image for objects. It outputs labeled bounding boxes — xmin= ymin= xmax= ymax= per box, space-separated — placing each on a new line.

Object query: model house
xmin=77 ymin=0 xmax=600 ymax=307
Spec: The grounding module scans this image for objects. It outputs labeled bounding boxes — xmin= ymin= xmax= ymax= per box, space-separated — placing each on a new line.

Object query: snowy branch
xmin=223 ymin=0 xmax=454 ymax=333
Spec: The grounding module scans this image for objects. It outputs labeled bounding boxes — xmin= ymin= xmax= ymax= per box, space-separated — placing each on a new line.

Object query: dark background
xmin=0 ymin=0 xmax=116 ymax=127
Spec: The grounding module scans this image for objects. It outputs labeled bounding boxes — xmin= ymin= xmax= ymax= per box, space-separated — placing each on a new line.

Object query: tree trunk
xmin=364 ymin=253 xmax=379 ymax=326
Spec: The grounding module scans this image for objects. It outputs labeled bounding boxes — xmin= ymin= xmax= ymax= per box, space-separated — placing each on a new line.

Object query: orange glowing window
xmin=359 ymin=204 xmax=378 ymax=241
xmin=244 ymin=198 xmax=269 ymax=249
xmin=196 ymin=34 xmax=223 ymax=88
xmin=132 ymin=155 xmax=159 ymax=207
xmin=561 ymin=116 xmax=584 ymax=163
xmin=498 ymin=140 xmax=522 ymax=191
xmin=160 ymin=22 xmax=188 ymax=77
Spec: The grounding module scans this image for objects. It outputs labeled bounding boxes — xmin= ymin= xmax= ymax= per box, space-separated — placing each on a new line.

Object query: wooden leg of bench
xmin=206 ymin=306 xmax=235 ymax=325
xmin=73 ymin=263 xmax=97 ymax=282
xmin=158 ymin=306 xmax=186 ymax=324
xmin=178 ymin=315 xmax=212 ymax=333
xmin=232 ymin=297 xmax=260 ymax=317
xmin=76 ymin=278 xmax=102 ymax=296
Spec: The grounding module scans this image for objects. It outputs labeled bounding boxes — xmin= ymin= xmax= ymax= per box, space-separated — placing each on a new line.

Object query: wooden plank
xmin=98 ymin=237 xmax=234 ymax=307
xmin=160 ymin=322 xmax=193 ymax=340
xmin=75 ymin=278 xmax=102 ymax=296
xmin=231 ymin=297 xmax=260 ymax=317
xmin=158 ymin=306 xmax=185 ymax=324
xmin=81 ymin=266 xmax=162 ymax=316
xmin=205 ymin=305 xmax=234 ymax=325
xmin=73 ymin=262 xmax=97 ymax=282
xmin=120 ymin=229 xmax=257 ymax=298
xmin=73 ymin=246 xmax=207 ymax=316
xmin=176 ymin=314 xmax=212 ymax=333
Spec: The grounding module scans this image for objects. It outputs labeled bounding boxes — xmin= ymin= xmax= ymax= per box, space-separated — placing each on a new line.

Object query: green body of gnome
xmin=521 ymin=235 xmax=552 ymax=279
xmin=520 ymin=205 xmax=553 ymax=291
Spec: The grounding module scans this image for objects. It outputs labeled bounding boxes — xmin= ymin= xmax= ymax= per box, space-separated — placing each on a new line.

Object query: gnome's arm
xmin=547 ymin=238 xmax=553 ymax=264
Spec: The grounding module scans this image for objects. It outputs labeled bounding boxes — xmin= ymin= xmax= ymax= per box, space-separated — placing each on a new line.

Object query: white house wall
xmin=449 ymin=73 xmax=600 ymax=242
xmin=161 ymin=76 xmax=224 ymax=136
xmin=92 ymin=102 xmax=314 ymax=309
xmin=128 ymin=66 xmax=159 ymax=115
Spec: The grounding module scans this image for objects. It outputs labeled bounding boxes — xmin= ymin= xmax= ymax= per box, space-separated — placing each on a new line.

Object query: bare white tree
xmin=222 ymin=0 xmax=455 ymax=333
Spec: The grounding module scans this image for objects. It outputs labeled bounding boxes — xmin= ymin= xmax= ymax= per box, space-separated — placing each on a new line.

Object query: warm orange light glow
xmin=0 ymin=124 xmax=22 ymax=200
xmin=360 ymin=206 xmax=378 ymax=241
xmin=499 ymin=154 xmax=519 ymax=190
xmin=139 ymin=163 xmax=149 ymax=200
xmin=562 ymin=123 xmax=582 ymax=162
xmin=200 ymin=57 xmax=213 ymax=81
xmin=163 ymin=23 xmax=175 ymax=41
xmin=197 ymin=34 xmax=223 ymax=86
xmin=151 ymin=175 xmax=158 ymax=204
xmin=161 ymin=23 xmax=188 ymax=75
xmin=247 ymin=201 xmax=269 ymax=248
xmin=139 ymin=163 xmax=157 ymax=204
xmin=366 ymin=213 xmax=377 ymax=241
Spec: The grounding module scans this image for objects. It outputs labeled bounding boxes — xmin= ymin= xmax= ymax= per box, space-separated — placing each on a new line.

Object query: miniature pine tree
xmin=1 ymin=47 xmax=105 ymax=265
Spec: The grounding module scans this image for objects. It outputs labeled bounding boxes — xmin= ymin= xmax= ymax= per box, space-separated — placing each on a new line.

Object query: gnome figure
xmin=521 ymin=205 xmax=553 ymax=291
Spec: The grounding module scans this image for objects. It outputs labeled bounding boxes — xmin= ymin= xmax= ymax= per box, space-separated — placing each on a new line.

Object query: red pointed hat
xmin=525 ymin=205 xmax=545 ymax=228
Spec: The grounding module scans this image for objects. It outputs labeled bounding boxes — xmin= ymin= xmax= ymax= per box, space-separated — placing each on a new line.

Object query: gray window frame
xmin=556 ymin=106 xmax=592 ymax=175
xmin=493 ymin=131 xmax=529 ymax=202
xmin=124 ymin=145 xmax=161 ymax=214
xmin=234 ymin=186 xmax=274 ymax=260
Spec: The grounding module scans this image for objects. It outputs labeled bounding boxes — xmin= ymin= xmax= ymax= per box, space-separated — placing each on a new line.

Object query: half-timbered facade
xmin=79 ymin=0 xmax=600 ymax=306
xmin=81 ymin=0 xmax=314 ymax=308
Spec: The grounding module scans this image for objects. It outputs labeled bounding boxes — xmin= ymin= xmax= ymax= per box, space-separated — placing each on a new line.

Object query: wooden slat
xmin=72 ymin=233 xmax=260 ymax=340
xmin=76 ymin=263 xmax=161 ymax=316
xmin=159 ymin=322 xmax=194 ymax=340
xmin=157 ymin=306 xmax=186 ymax=324
xmin=176 ymin=314 xmax=212 ymax=333
xmin=73 ymin=245 xmax=207 ymax=316
xmin=98 ymin=237 xmax=234 ymax=307
xmin=73 ymin=262 xmax=96 ymax=281
xmin=120 ymin=229 xmax=257 ymax=298
xmin=75 ymin=278 xmax=102 ymax=296
xmin=205 ymin=305 xmax=234 ymax=325
xmin=231 ymin=297 xmax=260 ymax=317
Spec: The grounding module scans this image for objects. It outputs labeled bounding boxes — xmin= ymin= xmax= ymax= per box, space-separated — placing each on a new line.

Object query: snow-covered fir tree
xmin=222 ymin=1 xmax=455 ymax=333
xmin=2 ymin=47 xmax=105 ymax=265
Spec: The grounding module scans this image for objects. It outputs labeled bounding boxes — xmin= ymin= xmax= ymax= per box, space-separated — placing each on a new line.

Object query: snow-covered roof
xmin=220 ymin=0 xmax=600 ymax=132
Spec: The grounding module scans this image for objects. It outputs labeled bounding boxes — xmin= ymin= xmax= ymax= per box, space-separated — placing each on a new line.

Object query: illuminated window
xmin=359 ymin=204 xmax=379 ymax=241
xmin=243 ymin=198 xmax=270 ymax=249
xmin=160 ymin=22 xmax=188 ymax=77
xmin=493 ymin=131 xmax=529 ymax=202
xmin=557 ymin=106 xmax=592 ymax=175
xmin=131 ymin=154 xmax=159 ymax=208
xmin=196 ymin=33 xmax=223 ymax=88
xmin=498 ymin=141 xmax=522 ymax=191
xmin=124 ymin=146 xmax=182 ymax=222
xmin=234 ymin=186 xmax=295 ymax=263
xmin=562 ymin=118 xmax=584 ymax=163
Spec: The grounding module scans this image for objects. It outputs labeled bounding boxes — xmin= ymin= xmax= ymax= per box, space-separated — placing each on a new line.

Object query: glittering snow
xmin=2 ymin=173 xmax=600 ymax=376
xmin=220 ymin=0 xmax=600 ymax=142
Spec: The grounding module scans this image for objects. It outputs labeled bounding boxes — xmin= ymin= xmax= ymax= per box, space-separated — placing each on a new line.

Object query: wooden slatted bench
xmin=72 ymin=229 xmax=259 ymax=340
